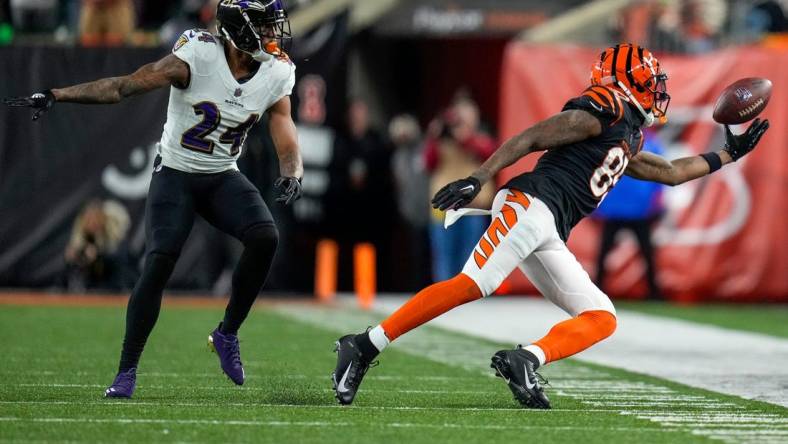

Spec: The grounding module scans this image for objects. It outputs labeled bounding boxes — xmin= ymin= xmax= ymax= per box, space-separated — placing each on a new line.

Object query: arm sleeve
xmin=562 ymin=86 xmax=624 ymax=128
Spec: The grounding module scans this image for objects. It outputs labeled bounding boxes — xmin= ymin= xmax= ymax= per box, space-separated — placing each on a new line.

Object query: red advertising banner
xmin=498 ymin=44 xmax=787 ymax=301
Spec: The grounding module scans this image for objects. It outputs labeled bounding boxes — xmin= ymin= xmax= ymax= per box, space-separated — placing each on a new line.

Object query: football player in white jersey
xmin=5 ymin=0 xmax=301 ymax=398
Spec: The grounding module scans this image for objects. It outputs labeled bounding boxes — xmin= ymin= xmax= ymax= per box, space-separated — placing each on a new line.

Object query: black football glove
xmin=723 ymin=118 xmax=769 ymax=161
xmin=3 ymin=90 xmax=56 ymax=121
xmin=274 ymin=176 xmax=302 ymax=205
xmin=431 ymin=176 xmax=481 ymax=211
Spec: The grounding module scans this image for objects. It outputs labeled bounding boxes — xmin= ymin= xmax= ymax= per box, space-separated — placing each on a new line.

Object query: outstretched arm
xmin=268 ymin=95 xmax=304 ymax=205
xmin=471 ymin=109 xmax=602 ymax=185
xmin=5 ymin=54 xmax=189 ymax=120
xmin=53 ymin=54 xmax=189 ymax=104
xmin=625 ymin=150 xmax=733 ymax=186
xmin=432 ymin=109 xmax=601 ymax=211
xmin=626 ymin=118 xmax=770 ymax=186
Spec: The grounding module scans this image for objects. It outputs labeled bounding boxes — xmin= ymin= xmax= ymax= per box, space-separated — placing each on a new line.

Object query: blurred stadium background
xmin=1 ymin=1 xmax=787 ymax=442
xmin=0 ymin=0 xmax=786 ymax=302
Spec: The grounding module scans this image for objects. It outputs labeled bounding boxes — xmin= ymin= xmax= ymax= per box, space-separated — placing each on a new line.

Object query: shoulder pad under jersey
xmin=172 ymin=29 xmax=220 ymax=77
xmin=563 ymin=85 xmax=626 ymax=128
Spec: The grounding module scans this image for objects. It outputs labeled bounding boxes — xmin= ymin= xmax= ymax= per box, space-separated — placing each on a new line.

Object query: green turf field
xmin=1 ymin=302 xmax=786 ymax=443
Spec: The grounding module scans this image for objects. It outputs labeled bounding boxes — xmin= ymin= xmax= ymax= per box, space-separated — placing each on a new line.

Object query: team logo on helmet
xmin=591 ymin=44 xmax=670 ymax=126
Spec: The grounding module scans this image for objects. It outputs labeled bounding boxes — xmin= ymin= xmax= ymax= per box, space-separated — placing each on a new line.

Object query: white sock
xmin=523 ymin=344 xmax=546 ymax=367
xmin=368 ymin=325 xmax=390 ymax=352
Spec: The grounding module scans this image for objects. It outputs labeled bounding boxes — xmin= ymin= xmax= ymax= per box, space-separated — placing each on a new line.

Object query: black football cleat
xmin=490 ymin=346 xmax=551 ymax=409
xmin=332 ymin=334 xmax=376 ymax=405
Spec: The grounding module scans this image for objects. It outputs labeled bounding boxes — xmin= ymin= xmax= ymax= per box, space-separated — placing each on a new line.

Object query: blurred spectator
xmin=681 ymin=0 xmax=727 ymax=53
xmin=54 ymin=0 xmax=82 ymax=43
xmin=593 ymin=130 xmax=665 ymax=300
xmin=79 ymin=0 xmax=136 ymax=46
xmin=747 ymin=1 xmax=787 ymax=34
xmin=612 ymin=0 xmax=727 ymax=53
xmin=391 ymin=114 xmax=429 ymax=231
xmin=327 ymin=98 xmax=397 ymax=289
xmin=63 ymin=199 xmax=135 ymax=291
xmin=159 ymin=0 xmax=214 ymax=48
xmin=9 ymin=0 xmax=58 ymax=32
xmin=425 ymin=96 xmax=496 ymax=282
xmin=389 ymin=113 xmax=431 ymax=289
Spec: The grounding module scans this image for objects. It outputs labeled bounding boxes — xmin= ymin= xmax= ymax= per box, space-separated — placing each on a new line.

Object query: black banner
xmin=0 ymin=46 xmax=169 ymax=287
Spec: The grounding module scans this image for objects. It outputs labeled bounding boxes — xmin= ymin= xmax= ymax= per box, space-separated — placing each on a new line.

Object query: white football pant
xmin=459 ymin=188 xmax=616 ymax=317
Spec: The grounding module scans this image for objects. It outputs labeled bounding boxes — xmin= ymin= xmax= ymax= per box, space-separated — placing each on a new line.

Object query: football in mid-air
xmin=712 ymin=77 xmax=772 ymax=125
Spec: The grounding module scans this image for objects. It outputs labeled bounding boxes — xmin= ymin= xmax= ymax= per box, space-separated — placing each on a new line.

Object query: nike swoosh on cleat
xmin=523 ymin=364 xmax=536 ymax=389
xmin=460 ymin=185 xmax=475 ymax=192
xmin=336 ymin=363 xmax=353 ymax=393
xmin=492 ymin=360 xmax=510 ymax=383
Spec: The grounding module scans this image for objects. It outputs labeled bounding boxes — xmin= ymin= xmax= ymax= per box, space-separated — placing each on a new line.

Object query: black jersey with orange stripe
xmin=504 ymin=85 xmax=645 ymax=241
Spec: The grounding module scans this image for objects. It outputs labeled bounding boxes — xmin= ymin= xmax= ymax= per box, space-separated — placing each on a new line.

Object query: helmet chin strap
xmin=616 ymin=80 xmax=655 ymax=127
xmin=251 ymin=50 xmax=272 ymax=62
xmin=221 ymin=29 xmax=273 ymax=62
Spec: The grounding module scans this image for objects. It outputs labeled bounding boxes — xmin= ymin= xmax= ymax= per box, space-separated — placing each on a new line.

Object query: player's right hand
xmin=3 ymin=90 xmax=56 ymax=121
xmin=432 ymin=176 xmax=481 ymax=211
xmin=723 ymin=118 xmax=769 ymax=161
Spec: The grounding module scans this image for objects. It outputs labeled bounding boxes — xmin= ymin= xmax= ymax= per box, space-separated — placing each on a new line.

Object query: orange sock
xmin=533 ymin=310 xmax=617 ymax=363
xmin=381 ymin=273 xmax=482 ymax=341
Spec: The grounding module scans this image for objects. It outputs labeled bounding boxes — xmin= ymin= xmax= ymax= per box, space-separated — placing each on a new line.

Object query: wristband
xmin=700 ymin=152 xmax=722 ymax=173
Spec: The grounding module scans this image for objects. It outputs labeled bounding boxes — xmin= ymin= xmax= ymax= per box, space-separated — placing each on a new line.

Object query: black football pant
xmin=118 ymin=163 xmax=278 ymax=372
xmin=595 ymin=218 xmax=661 ymax=300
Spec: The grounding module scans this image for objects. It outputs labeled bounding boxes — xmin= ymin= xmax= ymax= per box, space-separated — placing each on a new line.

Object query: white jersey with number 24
xmin=157 ymin=29 xmax=295 ymax=173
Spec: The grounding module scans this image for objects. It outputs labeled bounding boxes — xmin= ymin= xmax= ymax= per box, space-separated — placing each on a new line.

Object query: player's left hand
xmin=3 ymin=90 xmax=56 ymax=121
xmin=432 ymin=176 xmax=481 ymax=211
xmin=723 ymin=118 xmax=770 ymax=161
xmin=274 ymin=176 xmax=302 ymax=205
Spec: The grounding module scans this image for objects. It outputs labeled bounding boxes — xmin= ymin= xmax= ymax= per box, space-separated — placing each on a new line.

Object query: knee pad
xmin=136 ymin=252 xmax=177 ymax=290
xmin=242 ymin=223 xmax=279 ymax=252
xmin=143 ymin=252 xmax=176 ymax=274
xmin=583 ymin=310 xmax=617 ymax=339
xmin=147 ymin=227 xmax=188 ymax=258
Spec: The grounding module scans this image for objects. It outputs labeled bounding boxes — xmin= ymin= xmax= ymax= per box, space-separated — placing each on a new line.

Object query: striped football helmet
xmin=591 ymin=44 xmax=670 ymax=126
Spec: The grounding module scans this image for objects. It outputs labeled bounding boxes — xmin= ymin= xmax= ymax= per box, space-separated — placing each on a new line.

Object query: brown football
xmin=712 ymin=77 xmax=772 ymax=125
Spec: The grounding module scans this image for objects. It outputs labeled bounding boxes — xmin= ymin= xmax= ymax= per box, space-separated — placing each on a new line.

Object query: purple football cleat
xmin=104 ymin=368 xmax=136 ymax=398
xmin=209 ymin=323 xmax=245 ymax=385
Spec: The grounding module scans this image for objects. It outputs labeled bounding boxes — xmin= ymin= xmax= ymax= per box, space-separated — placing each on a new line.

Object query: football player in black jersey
xmin=331 ymin=44 xmax=769 ymax=409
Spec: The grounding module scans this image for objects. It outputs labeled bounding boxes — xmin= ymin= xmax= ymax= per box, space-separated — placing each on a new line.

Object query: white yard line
xmin=0 ymin=417 xmax=672 ymax=432
xmin=370 ymin=297 xmax=788 ymax=408
xmin=0 ymin=401 xmax=618 ymax=413
xmin=14 ymin=384 xmax=497 ymax=395
xmin=275 ymin=301 xmax=788 ymax=444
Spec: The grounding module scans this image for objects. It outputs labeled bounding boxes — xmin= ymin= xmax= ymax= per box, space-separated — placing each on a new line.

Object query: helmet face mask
xmin=591 ymin=44 xmax=671 ymax=125
xmin=649 ymin=73 xmax=670 ymax=120
xmin=217 ymin=0 xmax=291 ymax=61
